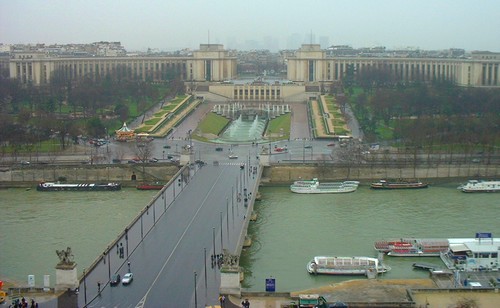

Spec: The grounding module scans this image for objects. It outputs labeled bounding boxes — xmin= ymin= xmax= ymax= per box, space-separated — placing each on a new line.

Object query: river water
xmin=1 ymin=182 xmax=498 ymax=292
xmin=240 ymin=182 xmax=500 ymax=292
xmin=0 ymin=188 xmax=157 ymax=286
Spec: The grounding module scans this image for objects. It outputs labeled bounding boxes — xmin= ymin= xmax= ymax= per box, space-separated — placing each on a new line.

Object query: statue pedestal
xmin=259 ymin=153 xmax=270 ymax=166
xmin=220 ymin=266 xmax=241 ymax=296
xmin=55 ymin=263 xmax=78 ymax=292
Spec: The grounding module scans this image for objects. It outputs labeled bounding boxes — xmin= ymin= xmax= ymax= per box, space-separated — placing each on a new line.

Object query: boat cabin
xmin=441 ymin=239 xmax=500 ymax=271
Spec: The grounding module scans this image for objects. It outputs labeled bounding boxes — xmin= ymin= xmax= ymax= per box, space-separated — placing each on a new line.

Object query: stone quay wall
xmin=0 ymin=164 xmax=181 ymax=187
xmin=261 ymin=163 xmax=499 ymax=184
xmin=0 ymin=163 xmax=498 ymax=188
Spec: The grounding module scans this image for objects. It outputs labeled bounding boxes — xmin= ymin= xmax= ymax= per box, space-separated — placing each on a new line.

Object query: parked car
xmin=110 ymin=273 xmax=121 ymax=286
xmin=149 ymin=158 xmax=159 ymax=163
xmin=163 ymin=145 xmax=171 ymax=149
xmin=304 ymin=145 xmax=312 ymax=149
xmin=112 ymin=159 xmax=121 ymax=163
xmin=127 ymin=160 xmax=137 ymax=164
xmin=122 ymin=272 xmax=133 ymax=285
xmin=215 ymin=147 xmax=223 ymax=152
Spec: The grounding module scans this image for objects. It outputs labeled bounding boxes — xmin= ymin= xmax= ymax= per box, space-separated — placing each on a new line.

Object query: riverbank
xmin=1 ymin=162 xmax=498 ymax=187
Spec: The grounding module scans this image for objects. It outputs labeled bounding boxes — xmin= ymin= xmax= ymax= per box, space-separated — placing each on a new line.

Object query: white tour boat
xmin=290 ymin=178 xmax=359 ymax=194
xmin=457 ymin=180 xmax=500 ymax=193
xmin=306 ymin=256 xmax=390 ymax=278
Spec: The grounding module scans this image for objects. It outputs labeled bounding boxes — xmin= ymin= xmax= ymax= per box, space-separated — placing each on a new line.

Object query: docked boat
xmin=440 ymin=233 xmax=500 ymax=271
xmin=370 ymin=179 xmax=428 ymax=189
xmin=37 ymin=182 xmax=121 ymax=191
xmin=306 ymin=256 xmax=390 ymax=277
xmin=457 ymin=180 xmax=500 ymax=193
xmin=374 ymin=238 xmax=450 ymax=257
xmin=136 ymin=182 xmax=165 ymax=190
xmin=290 ymin=178 xmax=359 ymax=194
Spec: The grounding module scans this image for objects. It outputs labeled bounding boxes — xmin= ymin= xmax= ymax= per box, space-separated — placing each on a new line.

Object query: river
xmin=0 ymin=188 xmax=157 ymax=286
xmin=240 ymin=182 xmax=499 ymax=292
xmin=1 ymin=181 xmax=498 ymax=292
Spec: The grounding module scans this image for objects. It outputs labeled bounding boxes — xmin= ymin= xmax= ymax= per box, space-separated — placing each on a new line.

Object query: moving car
xmin=122 ymin=272 xmax=133 ymax=285
xmin=304 ymin=145 xmax=312 ymax=149
xmin=110 ymin=273 xmax=121 ymax=286
xmin=229 ymin=155 xmax=238 ymax=159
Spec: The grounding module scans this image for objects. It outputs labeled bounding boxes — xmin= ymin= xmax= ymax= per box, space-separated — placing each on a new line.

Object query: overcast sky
xmin=1 ymin=0 xmax=499 ymax=52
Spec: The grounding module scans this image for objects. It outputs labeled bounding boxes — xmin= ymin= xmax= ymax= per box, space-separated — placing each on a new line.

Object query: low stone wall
xmin=261 ymin=163 xmax=500 ymax=184
xmin=1 ymin=163 xmax=497 ymax=188
xmin=0 ymin=164 xmax=181 ymax=186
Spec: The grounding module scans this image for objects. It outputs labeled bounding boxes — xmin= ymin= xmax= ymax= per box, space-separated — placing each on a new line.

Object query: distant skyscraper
xmin=319 ymin=36 xmax=329 ymax=49
xmin=287 ymin=33 xmax=302 ymax=50
xmin=263 ymin=36 xmax=279 ymax=51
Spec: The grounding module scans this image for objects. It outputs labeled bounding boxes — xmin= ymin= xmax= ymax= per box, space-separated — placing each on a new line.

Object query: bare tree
xmin=135 ymin=141 xmax=156 ymax=179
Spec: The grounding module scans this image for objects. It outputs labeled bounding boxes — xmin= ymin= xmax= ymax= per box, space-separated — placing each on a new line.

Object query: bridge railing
xmin=78 ymin=162 xmax=200 ymax=306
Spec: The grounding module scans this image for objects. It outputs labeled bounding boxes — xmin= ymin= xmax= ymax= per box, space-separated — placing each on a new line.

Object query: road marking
xmin=135 ymin=165 xmax=227 ymax=307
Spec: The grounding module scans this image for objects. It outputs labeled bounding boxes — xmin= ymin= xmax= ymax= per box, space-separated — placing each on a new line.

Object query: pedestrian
xmin=241 ymin=298 xmax=250 ymax=308
xmin=219 ymin=294 xmax=226 ymax=307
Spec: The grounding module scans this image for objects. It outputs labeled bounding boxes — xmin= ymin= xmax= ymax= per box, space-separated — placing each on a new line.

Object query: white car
xmin=122 ymin=272 xmax=133 ymax=285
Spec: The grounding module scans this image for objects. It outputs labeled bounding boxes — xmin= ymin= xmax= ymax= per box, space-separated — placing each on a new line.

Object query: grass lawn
xmin=197 ymin=113 xmax=230 ymax=135
xmin=266 ymin=113 xmax=291 ymax=140
xmin=145 ymin=118 xmax=162 ymax=125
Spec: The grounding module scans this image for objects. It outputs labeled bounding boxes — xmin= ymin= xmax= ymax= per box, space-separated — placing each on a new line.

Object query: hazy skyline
xmin=1 ymin=0 xmax=499 ymax=52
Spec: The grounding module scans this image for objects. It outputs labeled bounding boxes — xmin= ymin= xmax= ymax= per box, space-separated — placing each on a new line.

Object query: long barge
xmin=375 ymin=233 xmax=497 ymax=257
xmin=370 ymin=179 xmax=428 ymax=189
xmin=37 ymin=182 xmax=121 ymax=191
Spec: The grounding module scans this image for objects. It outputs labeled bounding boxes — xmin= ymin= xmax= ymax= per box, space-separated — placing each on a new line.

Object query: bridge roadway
xmin=77 ymin=156 xmax=261 ymax=307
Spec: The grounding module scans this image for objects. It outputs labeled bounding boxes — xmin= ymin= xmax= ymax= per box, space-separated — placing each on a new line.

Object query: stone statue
xmin=56 ymin=247 xmax=75 ymax=266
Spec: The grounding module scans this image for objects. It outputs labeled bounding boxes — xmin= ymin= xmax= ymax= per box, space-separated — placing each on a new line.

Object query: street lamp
xmin=194 ymin=271 xmax=198 ymax=308
xmin=83 ymin=268 xmax=87 ymax=305
xmin=220 ymin=211 xmax=223 ymax=251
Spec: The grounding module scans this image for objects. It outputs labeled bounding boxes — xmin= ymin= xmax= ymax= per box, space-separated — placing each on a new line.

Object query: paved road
xmin=78 ymin=157 xmax=260 ymax=307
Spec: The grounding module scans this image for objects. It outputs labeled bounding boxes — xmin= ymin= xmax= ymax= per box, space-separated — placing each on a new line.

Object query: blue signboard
xmin=265 ymin=278 xmax=275 ymax=292
xmin=476 ymin=232 xmax=492 ymax=239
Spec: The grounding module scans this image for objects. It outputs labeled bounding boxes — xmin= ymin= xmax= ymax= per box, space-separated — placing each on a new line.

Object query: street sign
xmin=265 ymin=277 xmax=275 ymax=292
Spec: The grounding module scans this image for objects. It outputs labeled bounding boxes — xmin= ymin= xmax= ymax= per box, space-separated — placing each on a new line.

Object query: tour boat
xmin=374 ymin=238 xmax=450 ymax=257
xmin=457 ymin=180 xmax=500 ymax=193
xmin=290 ymin=178 xmax=359 ymax=194
xmin=440 ymin=233 xmax=500 ymax=271
xmin=306 ymin=256 xmax=390 ymax=277
xmin=37 ymin=182 xmax=121 ymax=191
xmin=370 ymin=179 xmax=428 ymax=189
xmin=136 ymin=182 xmax=165 ymax=190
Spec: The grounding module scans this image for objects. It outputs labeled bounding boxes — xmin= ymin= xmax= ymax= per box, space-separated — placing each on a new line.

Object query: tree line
xmin=0 ymin=65 xmax=184 ymax=157
xmin=344 ymin=68 xmax=500 ymax=151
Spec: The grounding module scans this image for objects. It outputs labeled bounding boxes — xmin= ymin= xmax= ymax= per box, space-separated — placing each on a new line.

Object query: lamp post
xmin=212 ymin=227 xmax=216 ymax=256
xmin=194 ymin=271 xmax=198 ymax=308
xmin=83 ymin=268 xmax=87 ymax=305
xmin=220 ymin=211 xmax=223 ymax=251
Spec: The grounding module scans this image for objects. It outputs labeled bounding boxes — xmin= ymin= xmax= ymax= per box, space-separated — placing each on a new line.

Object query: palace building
xmin=9 ymin=44 xmax=237 ymax=85
xmin=7 ymin=43 xmax=500 ymax=97
xmin=287 ymin=44 xmax=500 ymax=87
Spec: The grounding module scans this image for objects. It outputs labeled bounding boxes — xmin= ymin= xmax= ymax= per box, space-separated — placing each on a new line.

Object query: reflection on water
xmin=2 ymin=182 xmax=498 ymax=291
xmin=0 ymin=188 xmax=156 ymax=286
xmin=240 ymin=183 xmax=499 ymax=292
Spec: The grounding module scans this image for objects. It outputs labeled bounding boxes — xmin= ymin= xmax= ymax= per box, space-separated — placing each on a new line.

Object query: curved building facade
xmin=286 ymin=44 xmax=500 ymax=87
xmin=9 ymin=44 xmax=237 ymax=85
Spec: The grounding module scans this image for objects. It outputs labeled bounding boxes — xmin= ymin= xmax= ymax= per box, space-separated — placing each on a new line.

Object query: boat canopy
xmin=449 ymin=244 xmax=470 ymax=252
